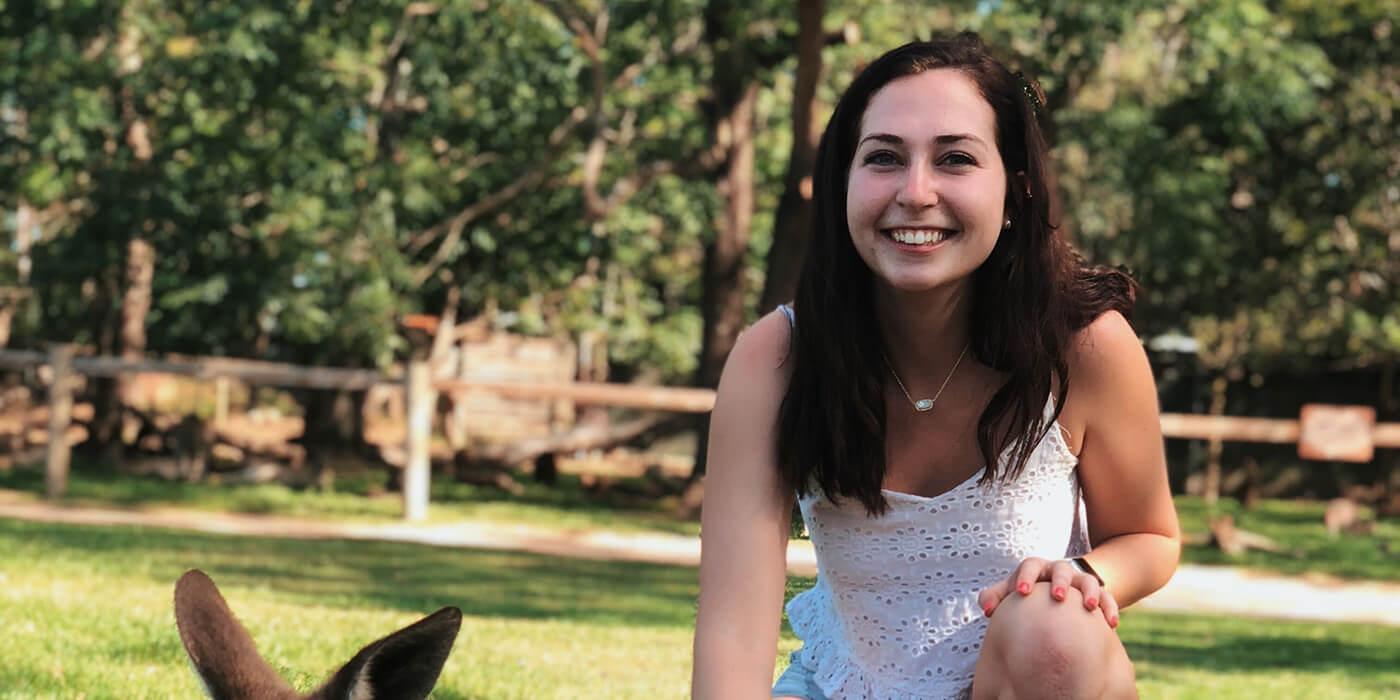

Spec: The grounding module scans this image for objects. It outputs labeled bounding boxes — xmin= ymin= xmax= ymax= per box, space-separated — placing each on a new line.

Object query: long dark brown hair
xmin=777 ymin=33 xmax=1136 ymax=516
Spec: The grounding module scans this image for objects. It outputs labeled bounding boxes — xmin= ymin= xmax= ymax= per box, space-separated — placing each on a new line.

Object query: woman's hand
xmin=977 ymin=557 xmax=1120 ymax=629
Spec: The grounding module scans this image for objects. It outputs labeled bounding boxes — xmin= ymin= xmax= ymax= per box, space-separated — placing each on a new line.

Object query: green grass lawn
xmin=1174 ymin=496 xmax=1399 ymax=581
xmin=2 ymin=460 xmax=1397 ymax=581
xmin=1 ymin=518 xmax=1397 ymax=699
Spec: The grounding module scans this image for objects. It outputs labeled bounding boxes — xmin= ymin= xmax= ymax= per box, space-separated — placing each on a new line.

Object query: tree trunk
xmin=759 ymin=0 xmax=824 ymax=312
xmin=119 ymin=238 xmax=154 ymax=372
xmin=299 ymin=387 xmax=363 ymax=447
xmin=0 ymin=202 xmax=36 ymax=348
xmin=698 ymin=82 xmax=760 ymax=392
xmin=115 ymin=236 xmax=154 ymax=448
xmin=0 ymin=305 xmax=14 ymax=350
xmin=692 ymin=79 xmax=760 ymax=480
xmin=88 ymin=266 xmax=123 ymax=464
xmin=689 ymin=1 xmax=765 ymax=482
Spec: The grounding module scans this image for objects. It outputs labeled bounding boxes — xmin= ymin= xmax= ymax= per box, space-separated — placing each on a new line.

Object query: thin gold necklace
xmin=882 ymin=343 xmax=970 ymax=412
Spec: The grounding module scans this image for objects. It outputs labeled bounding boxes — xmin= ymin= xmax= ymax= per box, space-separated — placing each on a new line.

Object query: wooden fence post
xmin=45 ymin=344 xmax=75 ymax=500
xmin=403 ymin=357 xmax=433 ymax=521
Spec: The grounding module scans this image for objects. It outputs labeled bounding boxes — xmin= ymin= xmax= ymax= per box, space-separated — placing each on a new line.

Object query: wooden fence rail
xmin=2 ymin=347 xmax=1396 ymax=519
xmin=0 ymin=350 xmax=394 ymax=390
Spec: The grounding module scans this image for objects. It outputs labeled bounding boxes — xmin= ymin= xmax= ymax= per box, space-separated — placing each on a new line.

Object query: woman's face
xmin=846 ymin=68 xmax=1008 ymax=294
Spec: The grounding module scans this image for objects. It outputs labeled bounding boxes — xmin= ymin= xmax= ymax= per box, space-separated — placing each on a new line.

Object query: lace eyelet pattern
xmin=785 ymin=400 xmax=1089 ymax=699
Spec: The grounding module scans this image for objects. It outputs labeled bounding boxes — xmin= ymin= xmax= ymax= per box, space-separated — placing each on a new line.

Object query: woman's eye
xmin=940 ymin=152 xmax=976 ymax=167
xmin=863 ymin=150 xmax=900 ymax=166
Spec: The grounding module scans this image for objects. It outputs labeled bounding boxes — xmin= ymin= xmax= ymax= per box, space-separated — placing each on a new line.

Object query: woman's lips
xmin=881 ymin=227 xmax=960 ymax=252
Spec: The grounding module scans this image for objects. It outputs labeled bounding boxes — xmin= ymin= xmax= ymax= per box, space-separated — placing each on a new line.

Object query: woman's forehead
xmin=858 ymin=69 xmax=997 ymax=145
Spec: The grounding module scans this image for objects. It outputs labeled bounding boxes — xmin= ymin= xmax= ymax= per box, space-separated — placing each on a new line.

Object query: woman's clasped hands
xmin=977 ymin=556 xmax=1120 ymax=629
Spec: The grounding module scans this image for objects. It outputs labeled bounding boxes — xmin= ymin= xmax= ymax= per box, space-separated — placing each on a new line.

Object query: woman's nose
xmin=894 ymin=165 xmax=939 ymax=209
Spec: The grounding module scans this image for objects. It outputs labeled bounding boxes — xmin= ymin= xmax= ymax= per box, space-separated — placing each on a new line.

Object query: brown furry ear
xmin=311 ymin=607 xmax=462 ymax=700
xmin=173 ymin=569 xmax=299 ymax=700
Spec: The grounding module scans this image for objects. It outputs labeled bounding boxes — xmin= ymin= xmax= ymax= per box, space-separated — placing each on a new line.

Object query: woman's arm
xmin=1071 ymin=310 xmax=1182 ymax=609
xmin=691 ymin=311 xmax=796 ymax=699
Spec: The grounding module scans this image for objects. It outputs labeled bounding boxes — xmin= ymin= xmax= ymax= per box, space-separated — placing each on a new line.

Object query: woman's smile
xmin=882 ymin=226 xmax=962 ymax=253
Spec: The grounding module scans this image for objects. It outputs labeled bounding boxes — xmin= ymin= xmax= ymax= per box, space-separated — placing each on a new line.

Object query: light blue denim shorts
xmin=772 ymin=651 xmax=828 ymax=699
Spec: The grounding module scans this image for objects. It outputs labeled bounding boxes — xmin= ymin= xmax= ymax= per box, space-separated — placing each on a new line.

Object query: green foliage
xmin=1 ymin=1 xmax=1394 ymax=380
xmin=1015 ymin=0 xmax=1396 ymax=372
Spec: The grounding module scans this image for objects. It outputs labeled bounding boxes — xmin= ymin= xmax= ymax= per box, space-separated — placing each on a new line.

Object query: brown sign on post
xmin=1298 ymin=404 xmax=1376 ymax=463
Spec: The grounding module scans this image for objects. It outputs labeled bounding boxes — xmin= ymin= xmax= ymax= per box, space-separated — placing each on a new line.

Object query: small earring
xmin=1002 ymin=218 xmax=1012 ymax=230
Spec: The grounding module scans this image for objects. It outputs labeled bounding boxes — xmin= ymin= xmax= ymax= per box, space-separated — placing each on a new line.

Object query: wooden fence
xmin=2 ymin=346 xmax=1396 ymax=520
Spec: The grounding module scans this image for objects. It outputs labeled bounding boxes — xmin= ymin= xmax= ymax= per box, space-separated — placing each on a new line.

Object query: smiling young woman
xmin=845 ymin=69 xmax=1008 ymax=296
xmin=692 ymin=33 xmax=1179 ymax=700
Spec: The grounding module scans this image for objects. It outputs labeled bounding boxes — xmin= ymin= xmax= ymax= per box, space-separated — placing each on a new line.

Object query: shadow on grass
xmin=1126 ymin=624 xmax=1400 ymax=676
xmin=0 ymin=519 xmax=699 ymax=629
xmin=1124 ymin=612 xmax=1400 ymax=695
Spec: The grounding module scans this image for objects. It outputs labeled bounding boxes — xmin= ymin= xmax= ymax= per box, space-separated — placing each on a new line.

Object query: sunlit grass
xmin=0 ymin=518 xmax=699 ymax=699
xmin=1174 ymin=495 xmax=1399 ymax=581
xmin=1 ymin=519 xmax=1397 ymax=698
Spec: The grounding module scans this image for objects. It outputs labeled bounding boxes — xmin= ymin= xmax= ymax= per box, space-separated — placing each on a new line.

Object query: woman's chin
xmin=876 ymin=273 xmax=964 ymax=295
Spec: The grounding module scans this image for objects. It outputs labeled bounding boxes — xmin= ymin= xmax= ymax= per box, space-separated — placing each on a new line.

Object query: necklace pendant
xmin=914 ymin=399 xmax=935 ymax=412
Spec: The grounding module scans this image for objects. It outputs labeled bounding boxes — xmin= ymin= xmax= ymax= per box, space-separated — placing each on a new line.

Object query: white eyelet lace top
xmin=779 ymin=305 xmax=1090 ymax=699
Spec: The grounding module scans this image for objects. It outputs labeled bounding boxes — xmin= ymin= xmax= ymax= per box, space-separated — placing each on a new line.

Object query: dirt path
xmin=2 ymin=493 xmax=1396 ymax=628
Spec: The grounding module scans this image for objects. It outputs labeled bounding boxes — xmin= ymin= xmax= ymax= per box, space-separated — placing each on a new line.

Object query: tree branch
xmin=406 ymin=105 xmax=590 ymax=258
xmin=366 ymin=4 xmax=440 ymax=152
xmin=408 ymin=6 xmax=708 ymax=267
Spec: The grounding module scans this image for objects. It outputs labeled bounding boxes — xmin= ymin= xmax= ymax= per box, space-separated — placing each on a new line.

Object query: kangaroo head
xmin=173 ymin=569 xmax=461 ymax=700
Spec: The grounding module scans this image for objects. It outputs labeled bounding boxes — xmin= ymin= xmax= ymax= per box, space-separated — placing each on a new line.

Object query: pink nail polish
xmin=1109 ymin=615 xmax=1119 ymax=628
xmin=983 ymin=605 xmax=994 ymax=617
xmin=1086 ymin=597 xmax=1098 ymax=610
xmin=1052 ymin=586 xmax=1065 ymax=600
xmin=1017 ymin=582 xmax=1031 ymax=595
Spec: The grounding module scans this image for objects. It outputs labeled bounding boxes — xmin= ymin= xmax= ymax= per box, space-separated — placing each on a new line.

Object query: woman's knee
xmin=977 ymin=582 xmax=1132 ymax=698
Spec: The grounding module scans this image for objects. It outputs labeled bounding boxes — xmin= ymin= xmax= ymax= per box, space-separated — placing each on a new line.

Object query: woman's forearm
xmin=1080 ymin=531 xmax=1180 ymax=608
xmin=692 ymin=613 xmax=784 ymax=700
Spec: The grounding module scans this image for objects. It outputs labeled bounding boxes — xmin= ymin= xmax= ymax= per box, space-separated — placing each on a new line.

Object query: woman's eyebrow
xmin=857 ymin=132 xmax=987 ymax=148
xmin=858 ymin=133 xmax=905 ymax=148
xmin=934 ymin=133 xmax=986 ymax=147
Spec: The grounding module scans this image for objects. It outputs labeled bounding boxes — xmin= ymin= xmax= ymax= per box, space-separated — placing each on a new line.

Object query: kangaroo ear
xmin=313 ymin=607 xmax=462 ymax=700
xmin=174 ymin=569 xmax=298 ymax=700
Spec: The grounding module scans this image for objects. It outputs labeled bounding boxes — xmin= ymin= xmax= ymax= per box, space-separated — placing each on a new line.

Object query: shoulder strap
xmin=777 ymin=303 xmax=795 ymax=329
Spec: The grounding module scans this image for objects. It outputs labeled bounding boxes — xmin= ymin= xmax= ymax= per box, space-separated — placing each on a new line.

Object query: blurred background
xmin=0 ymin=1 xmax=1396 ymax=698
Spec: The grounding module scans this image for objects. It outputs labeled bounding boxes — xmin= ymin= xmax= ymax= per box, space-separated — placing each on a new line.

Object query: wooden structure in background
xmin=4 ymin=345 xmax=1398 ymax=517
xmin=1298 ymin=404 xmax=1377 ymax=463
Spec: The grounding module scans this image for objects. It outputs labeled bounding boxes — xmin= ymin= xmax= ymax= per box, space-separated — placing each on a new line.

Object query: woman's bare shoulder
xmin=725 ymin=308 xmax=796 ymax=381
xmin=1065 ymin=310 xmax=1157 ymax=430
xmin=1069 ymin=311 xmax=1144 ymax=379
xmin=709 ymin=309 xmax=795 ymax=448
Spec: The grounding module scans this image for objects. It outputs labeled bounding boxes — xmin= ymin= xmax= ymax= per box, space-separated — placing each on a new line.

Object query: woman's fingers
xmin=1013 ymin=557 xmax=1049 ymax=596
xmin=1074 ymin=571 xmax=1103 ymax=612
xmin=1100 ymin=589 xmax=1121 ymax=629
xmin=1049 ymin=560 xmax=1075 ymax=602
xmin=978 ymin=578 xmax=1010 ymax=617
xmin=983 ymin=557 xmax=1124 ymax=622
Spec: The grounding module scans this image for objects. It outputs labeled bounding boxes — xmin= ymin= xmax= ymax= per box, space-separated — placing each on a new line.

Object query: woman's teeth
xmin=889 ymin=229 xmax=954 ymax=245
